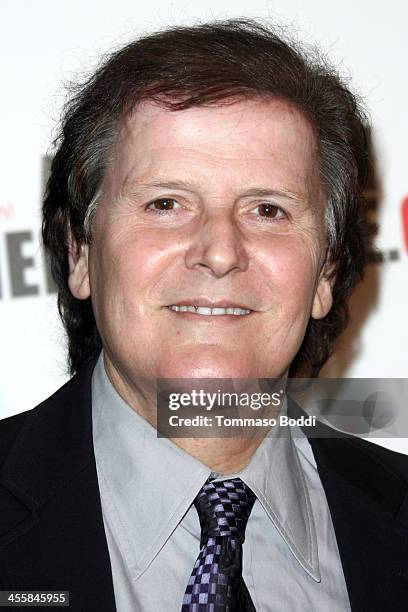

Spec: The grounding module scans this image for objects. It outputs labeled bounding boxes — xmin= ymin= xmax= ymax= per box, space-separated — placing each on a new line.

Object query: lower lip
xmin=166 ymin=307 xmax=253 ymax=320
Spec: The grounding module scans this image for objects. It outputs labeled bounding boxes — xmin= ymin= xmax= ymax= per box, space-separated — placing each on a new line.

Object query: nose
xmin=184 ymin=210 xmax=249 ymax=278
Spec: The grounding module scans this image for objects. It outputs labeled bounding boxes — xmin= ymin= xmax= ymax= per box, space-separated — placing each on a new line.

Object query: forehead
xmin=107 ymin=97 xmax=320 ymax=197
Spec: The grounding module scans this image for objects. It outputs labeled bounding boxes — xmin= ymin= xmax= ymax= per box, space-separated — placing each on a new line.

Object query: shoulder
xmin=306 ymin=422 xmax=408 ymax=518
xmin=311 ymin=415 xmax=408 ymax=476
xmin=343 ymin=435 xmax=408 ymax=479
xmin=0 ymin=356 xmax=98 ymax=473
xmin=0 ymin=410 xmax=33 ymax=468
xmin=291 ymin=396 xmax=408 ymax=481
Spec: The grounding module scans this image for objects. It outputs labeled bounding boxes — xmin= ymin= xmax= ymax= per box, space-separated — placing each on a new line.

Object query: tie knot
xmin=194 ymin=477 xmax=256 ymax=544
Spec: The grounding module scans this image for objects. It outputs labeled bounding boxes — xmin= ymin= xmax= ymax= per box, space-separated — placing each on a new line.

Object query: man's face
xmin=69 ymin=98 xmax=332 ymax=399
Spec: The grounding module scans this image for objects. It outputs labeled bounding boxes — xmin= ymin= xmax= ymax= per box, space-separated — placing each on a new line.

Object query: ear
xmin=67 ymin=230 xmax=90 ymax=300
xmin=311 ymin=264 xmax=334 ymax=320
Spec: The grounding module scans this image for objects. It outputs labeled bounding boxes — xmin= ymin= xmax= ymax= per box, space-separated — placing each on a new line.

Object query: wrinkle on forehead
xmin=119 ymin=97 xmax=318 ymax=151
xmin=104 ymin=97 xmax=324 ymax=214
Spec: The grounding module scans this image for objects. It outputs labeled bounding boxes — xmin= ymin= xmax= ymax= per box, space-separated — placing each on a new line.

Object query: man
xmin=1 ymin=19 xmax=407 ymax=612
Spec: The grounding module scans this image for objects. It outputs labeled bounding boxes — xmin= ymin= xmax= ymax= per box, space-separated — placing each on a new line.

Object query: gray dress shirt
xmin=92 ymin=353 xmax=351 ymax=611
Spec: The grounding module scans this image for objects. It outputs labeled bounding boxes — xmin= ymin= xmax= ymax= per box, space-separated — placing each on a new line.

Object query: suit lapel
xmin=306 ymin=419 xmax=408 ymax=610
xmin=0 ymin=358 xmax=116 ymax=611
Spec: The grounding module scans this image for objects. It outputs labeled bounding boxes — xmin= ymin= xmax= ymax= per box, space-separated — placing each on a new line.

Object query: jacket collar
xmin=289 ymin=398 xmax=408 ymax=610
xmin=0 ymin=357 xmax=116 ymax=611
xmin=288 ymin=398 xmax=408 ymax=522
xmin=1 ymin=357 xmax=97 ymax=513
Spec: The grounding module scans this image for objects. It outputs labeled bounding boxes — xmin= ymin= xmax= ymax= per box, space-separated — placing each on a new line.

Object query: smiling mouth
xmin=167 ymin=305 xmax=252 ymax=316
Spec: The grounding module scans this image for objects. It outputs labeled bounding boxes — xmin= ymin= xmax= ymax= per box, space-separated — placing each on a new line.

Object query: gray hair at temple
xmin=42 ymin=18 xmax=373 ymax=377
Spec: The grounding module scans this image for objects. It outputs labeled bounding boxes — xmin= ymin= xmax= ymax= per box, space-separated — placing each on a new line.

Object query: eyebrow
xmin=236 ymin=187 xmax=305 ymax=202
xmin=125 ymin=180 xmax=307 ymax=204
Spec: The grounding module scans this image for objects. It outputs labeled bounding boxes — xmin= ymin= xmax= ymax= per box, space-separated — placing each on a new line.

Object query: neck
xmin=170 ymin=435 xmax=266 ymax=474
xmin=103 ymin=352 xmax=281 ymax=473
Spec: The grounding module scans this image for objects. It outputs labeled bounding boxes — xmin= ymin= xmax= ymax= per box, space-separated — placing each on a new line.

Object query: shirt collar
xmin=238 ymin=426 xmax=320 ymax=581
xmin=92 ymin=352 xmax=320 ymax=582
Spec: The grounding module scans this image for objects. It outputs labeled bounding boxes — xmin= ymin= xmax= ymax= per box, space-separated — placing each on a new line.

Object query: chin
xmin=155 ymin=348 xmax=254 ymax=380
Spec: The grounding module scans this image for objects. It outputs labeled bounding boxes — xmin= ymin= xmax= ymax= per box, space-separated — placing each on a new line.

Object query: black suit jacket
xmin=1 ymin=358 xmax=408 ymax=611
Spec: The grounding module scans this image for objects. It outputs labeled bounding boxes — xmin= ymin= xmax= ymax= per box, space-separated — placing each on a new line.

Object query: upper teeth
xmin=169 ymin=305 xmax=251 ymax=315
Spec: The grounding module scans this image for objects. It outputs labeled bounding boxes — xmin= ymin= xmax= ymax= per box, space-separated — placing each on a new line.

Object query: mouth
xmin=166 ymin=304 xmax=252 ymax=316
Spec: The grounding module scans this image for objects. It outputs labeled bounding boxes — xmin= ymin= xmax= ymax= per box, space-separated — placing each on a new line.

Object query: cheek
xmin=89 ymin=230 xmax=180 ymax=322
xmin=257 ymin=236 xmax=319 ymax=299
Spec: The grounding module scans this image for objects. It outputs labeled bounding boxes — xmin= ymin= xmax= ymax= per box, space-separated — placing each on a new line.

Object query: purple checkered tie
xmin=182 ymin=477 xmax=257 ymax=611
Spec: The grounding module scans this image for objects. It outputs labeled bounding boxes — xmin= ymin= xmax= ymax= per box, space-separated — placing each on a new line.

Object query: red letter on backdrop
xmin=402 ymin=196 xmax=408 ymax=253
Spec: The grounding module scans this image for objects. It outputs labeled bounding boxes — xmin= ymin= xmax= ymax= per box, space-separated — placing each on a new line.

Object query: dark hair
xmin=42 ymin=18 xmax=371 ymax=378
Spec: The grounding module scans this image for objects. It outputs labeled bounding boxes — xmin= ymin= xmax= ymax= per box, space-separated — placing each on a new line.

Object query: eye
xmin=252 ymin=203 xmax=286 ymax=220
xmin=146 ymin=198 xmax=182 ymax=212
